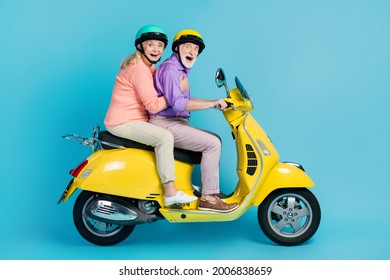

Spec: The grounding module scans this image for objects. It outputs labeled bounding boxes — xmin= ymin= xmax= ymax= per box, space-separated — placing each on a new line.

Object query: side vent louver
xmin=245 ymin=144 xmax=258 ymax=175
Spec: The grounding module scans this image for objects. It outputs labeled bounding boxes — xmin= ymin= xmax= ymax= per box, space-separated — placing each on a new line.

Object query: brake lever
xmin=226 ymin=101 xmax=234 ymax=108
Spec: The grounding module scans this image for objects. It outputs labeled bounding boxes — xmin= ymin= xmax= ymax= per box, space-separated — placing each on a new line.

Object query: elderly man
xmin=149 ymin=29 xmax=238 ymax=213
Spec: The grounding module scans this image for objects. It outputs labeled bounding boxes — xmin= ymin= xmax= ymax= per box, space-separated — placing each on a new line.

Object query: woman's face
xmin=141 ymin=39 xmax=165 ymax=64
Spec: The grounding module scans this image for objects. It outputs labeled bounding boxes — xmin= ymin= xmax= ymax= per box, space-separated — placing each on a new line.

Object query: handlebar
xmin=213 ymin=101 xmax=234 ymax=110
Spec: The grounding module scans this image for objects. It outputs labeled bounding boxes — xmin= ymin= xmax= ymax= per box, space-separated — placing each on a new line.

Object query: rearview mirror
xmin=215 ymin=68 xmax=226 ymax=87
xmin=215 ymin=68 xmax=230 ymax=95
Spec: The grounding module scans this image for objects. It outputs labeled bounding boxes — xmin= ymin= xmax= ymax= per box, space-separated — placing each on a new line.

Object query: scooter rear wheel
xmin=73 ymin=190 xmax=135 ymax=246
xmin=257 ymin=188 xmax=321 ymax=246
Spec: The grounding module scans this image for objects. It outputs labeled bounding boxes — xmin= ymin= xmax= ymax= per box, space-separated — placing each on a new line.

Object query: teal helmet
xmin=134 ymin=24 xmax=168 ymax=49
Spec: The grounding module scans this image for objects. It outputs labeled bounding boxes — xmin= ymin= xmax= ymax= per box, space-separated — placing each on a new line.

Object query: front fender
xmin=252 ymin=162 xmax=315 ymax=206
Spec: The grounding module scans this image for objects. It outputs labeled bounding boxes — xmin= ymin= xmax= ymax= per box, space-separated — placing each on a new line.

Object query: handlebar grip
xmin=214 ymin=104 xmax=222 ymax=109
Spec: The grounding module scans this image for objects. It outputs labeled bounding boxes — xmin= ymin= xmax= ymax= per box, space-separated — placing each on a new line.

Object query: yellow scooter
xmin=58 ymin=68 xmax=321 ymax=246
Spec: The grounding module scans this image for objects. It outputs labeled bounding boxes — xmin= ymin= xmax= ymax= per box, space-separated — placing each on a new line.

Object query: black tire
xmin=258 ymin=188 xmax=321 ymax=246
xmin=73 ymin=190 xmax=135 ymax=246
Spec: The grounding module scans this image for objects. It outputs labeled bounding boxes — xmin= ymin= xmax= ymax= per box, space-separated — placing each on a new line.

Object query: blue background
xmin=1 ymin=0 xmax=389 ymax=260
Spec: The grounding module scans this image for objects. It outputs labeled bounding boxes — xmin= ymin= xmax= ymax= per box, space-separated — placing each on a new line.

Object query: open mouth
xmin=185 ymin=56 xmax=193 ymax=61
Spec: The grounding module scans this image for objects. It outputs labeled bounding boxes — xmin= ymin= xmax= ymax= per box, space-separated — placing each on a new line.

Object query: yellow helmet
xmin=172 ymin=29 xmax=205 ymax=54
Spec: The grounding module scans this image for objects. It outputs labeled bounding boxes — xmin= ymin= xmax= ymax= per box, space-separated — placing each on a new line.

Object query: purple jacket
xmin=152 ymin=54 xmax=191 ymax=118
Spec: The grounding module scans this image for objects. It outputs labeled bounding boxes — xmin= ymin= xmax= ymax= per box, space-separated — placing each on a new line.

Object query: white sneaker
xmin=164 ymin=191 xmax=198 ymax=206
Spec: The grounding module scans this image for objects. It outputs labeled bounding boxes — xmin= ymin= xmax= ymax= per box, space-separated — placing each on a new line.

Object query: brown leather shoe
xmin=193 ymin=189 xmax=233 ymax=199
xmin=198 ymin=196 xmax=239 ymax=212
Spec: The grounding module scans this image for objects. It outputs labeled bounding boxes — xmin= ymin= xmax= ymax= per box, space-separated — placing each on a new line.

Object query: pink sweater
xmin=104 ymin=59 xmax=168 ymax=126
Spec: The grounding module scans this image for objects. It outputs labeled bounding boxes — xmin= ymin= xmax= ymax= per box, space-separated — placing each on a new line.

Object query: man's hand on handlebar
xmin=213 ymin=99 xmax=228 ymax=111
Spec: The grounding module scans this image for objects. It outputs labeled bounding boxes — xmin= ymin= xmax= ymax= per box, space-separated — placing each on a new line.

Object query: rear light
xmin=69 ymin=160 xmax=88 ymax=177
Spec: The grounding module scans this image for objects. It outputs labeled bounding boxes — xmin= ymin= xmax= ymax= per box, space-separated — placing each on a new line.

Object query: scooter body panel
xmin=66 ymin=148 xmax=195 ymax=206
xmin=221 ymin=109 xmax=281 ymax=206
xmin=159 ymin=207 xmax=245 ymax=222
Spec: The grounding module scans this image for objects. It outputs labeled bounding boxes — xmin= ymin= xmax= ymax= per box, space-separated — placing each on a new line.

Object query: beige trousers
xmin=106 ymin=121 xmax=175 ymax=184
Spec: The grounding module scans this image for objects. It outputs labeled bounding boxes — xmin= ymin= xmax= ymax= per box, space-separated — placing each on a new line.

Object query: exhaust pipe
xmin=85 ymin=198 xmax=160 ymax=225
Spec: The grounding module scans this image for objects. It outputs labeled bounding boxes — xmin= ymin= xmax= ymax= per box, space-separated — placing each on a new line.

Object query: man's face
xmin=178 ymin=42 xmax=199 ymax=68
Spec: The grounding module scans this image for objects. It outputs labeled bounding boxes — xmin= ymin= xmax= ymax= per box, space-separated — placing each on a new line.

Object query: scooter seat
xmin=98 ymin=131 xmax=202 ymax=165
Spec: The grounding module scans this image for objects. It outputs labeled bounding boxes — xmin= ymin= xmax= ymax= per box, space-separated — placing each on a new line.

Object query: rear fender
xmin=57 ymin=179 xmax=78 ymax=204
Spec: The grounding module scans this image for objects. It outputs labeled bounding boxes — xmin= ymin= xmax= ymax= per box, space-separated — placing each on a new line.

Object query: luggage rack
xmin=62 ymin=124 xmax=125 ymax=152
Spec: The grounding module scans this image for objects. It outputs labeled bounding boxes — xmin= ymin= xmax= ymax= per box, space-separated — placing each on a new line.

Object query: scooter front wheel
xmin=257 ymin=188 xmax=321 ymax=246
xmin=73 ymin=190 xmax=135 ymax=246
